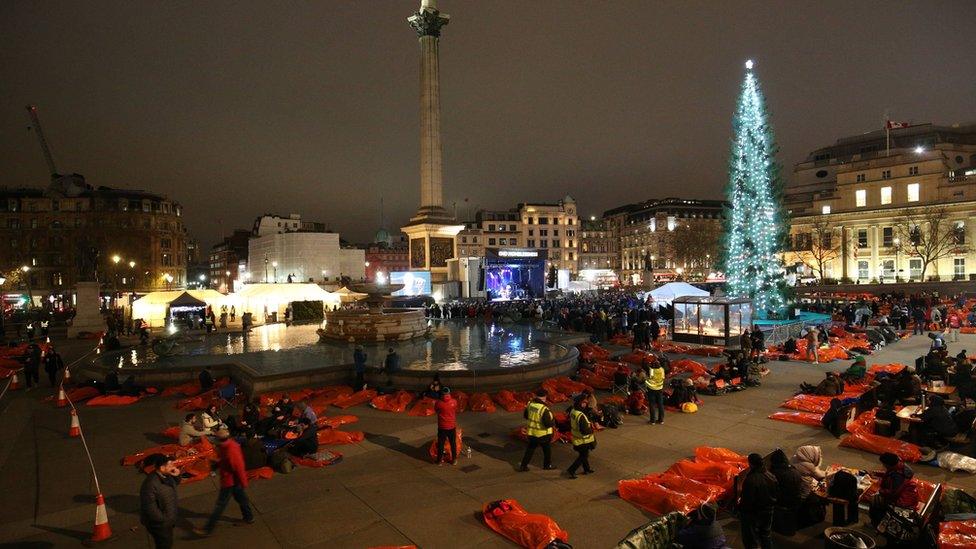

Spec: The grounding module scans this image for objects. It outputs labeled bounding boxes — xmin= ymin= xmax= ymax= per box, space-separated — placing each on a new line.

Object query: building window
xmin=540 ymin=240 xmax=548 ymax=248
xmin=821 ymin=205 xmax=831 ymax=215
xmin=552 ymin=240 xmax=559 ymax=248
xmin=880 ymin=186 xmax=892 ymax=205
xmin=162 ymin=254 xmax=172 ymax=266
xmin=51 ymin=199 xmax=59 ymax=211
xmin=954 ymin=258 xmax=966 ymax=279
xmin=857 ymin=229 xmax=868 ymax=248
xmin=882 ymin=259 xmax=895 ymax=280
xmin=509 ymin=224 xmax=516 ymax=231
xmin=488 ymin=224 xmax=495 ymax=231
xmin=909 ymin=259 xmax=922 ymax=280
xmin=954 ymin=221 xmax=966 ymax=244
xmin=527 ymin=217 xmax=533 ymax=224
xmin=857 ymin=261 xmax=869 ymax=280
xmin=909 ymin=166 xmax=919 ymax=176
xmin=472 ymin=237 xmax=478 ymax=243
xmin=498 ymin=238 xmax=506 ymax=246
xmin=539 ymin=217 xmax=548 ymax=224
xmin=527 ymin=239 xmax=535 ymax=247
xmin=820 ymin=232 xmax=832 ymax=249
xmin=488 ymin=238 xmax=496 ymax=246
xmin=7 ymin=219 xmax=19 ymax=229
xmin=882 ymin=227 xmax=893 ymax=247
xmin=882 ymin=170 xmax=891 ymax=179
xmin=568 ymin=252 xmax=574 ymax=260
xmin=461 ymin=236 xmax=467 ymax=243
xmin=855 ymin=189 xmax=866 ymax=207
xmin=553 ymin=229 xmax=559 ymax=237
xmin=540 ymin=229 xmax=548 ymax=236
xmin=667 ymin=216 xmax=677 ymax=231
xmin=528 ymin=229 xmax=533 ymax=236
xmin=856 ymin=174 xmax=865 ymax=182
xmin=907 ymin=183 xmax=920 ymax=202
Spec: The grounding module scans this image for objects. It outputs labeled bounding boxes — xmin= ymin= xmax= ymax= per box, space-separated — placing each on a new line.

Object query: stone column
xmin=408 ymin=5 xmax=450 ymax=219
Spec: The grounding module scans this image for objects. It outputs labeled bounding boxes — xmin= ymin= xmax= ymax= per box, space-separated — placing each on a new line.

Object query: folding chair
xmin=611 ymin=371 xmax=631 ymax=396
xmin=214 ymin=383 xmax=240 ymax=411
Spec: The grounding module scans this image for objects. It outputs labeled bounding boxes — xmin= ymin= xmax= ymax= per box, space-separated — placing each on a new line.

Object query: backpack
xmin=270 ymin=449 xmax=295 ymax=474
xmin=602 ymin=404 xmax=622 ymax=429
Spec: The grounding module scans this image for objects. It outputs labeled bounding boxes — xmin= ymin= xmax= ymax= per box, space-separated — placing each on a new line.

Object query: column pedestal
xmin=68 ymin=281 xmax=104 ymax=338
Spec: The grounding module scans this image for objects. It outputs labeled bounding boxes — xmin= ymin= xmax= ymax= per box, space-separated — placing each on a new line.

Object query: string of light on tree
xmin=722 ymin=60 xmax=787 ymax=317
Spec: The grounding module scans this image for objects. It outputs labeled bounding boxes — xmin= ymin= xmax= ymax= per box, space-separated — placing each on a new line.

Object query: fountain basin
xmin=319 ymin=308 xmax=428 ymax=342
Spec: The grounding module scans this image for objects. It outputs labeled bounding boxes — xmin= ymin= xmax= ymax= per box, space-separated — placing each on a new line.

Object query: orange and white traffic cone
xmin=89 ymin=493 xmax=113 ymax=543
xmin=69 ymin=409 xmax=81 ymax=437
xmin=9 ymin=373 xmax=20 ymax=391
xmin=63 ymin=368 xmax=72 ymax=383
xmin=56 ymin=387 xmax=68 ymax=408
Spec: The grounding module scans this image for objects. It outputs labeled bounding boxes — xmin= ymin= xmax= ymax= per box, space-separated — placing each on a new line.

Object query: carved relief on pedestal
xmin=429 ymin=237 xmax=454 ymax=267
xmin=410 ymin=238 xmax=427 ymax=268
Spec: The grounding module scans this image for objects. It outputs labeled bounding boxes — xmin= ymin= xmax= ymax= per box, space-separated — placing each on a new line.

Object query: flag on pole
xmin=885 ymin=120 xmax=910 ymax=129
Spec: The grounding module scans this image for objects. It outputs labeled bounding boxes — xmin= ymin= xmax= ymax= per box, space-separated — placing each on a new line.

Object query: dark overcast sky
xmin=1 ymin=1 xmax=974 ymax=248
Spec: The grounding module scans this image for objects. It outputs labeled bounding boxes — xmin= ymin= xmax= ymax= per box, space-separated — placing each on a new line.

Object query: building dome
xmin=374 ymin=227 xmax=393 ymax=246
xmin=563 ymin=195 xmax=575 ymax=204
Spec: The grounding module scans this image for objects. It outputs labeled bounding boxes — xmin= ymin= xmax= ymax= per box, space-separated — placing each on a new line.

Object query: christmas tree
xmin=722 ymin=60 xmax=788 ymax=318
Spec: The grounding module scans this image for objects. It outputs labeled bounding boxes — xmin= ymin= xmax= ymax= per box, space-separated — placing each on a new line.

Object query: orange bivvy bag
xmin=482 ymin=499 xmax=569 ymax=549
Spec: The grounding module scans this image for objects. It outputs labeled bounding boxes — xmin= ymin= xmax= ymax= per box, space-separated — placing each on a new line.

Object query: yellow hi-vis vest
xmin=644 ymin=366 xmax=665 ymax=391
xmin=570 ymin=409 xmax=595 ymax=446
xmin=525 ymin=401 xmax=553 ymax=438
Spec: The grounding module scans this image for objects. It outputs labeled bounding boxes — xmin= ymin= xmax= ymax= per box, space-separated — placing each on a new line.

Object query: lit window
xmin=857 ymin=261 xmax=869 ymax=280
xmin=907 ymin=183 xmax=920 ymax=202
xmin=667 ymin=216 xmax=676 ymax=231
xmin=821 ymin=205 xmax=831 ymax=215
xmin=855 ymin=189 xmax=866 ymax=207
xmin=954 ymin=258 xmax=966 ymax=279
xmin=880 ymin=186 xmax=892 ymax=205
xmin=649 ymin=219 xmax=656 ymax=232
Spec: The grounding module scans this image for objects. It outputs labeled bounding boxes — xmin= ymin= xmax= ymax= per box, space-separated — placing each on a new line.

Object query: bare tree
xmin=893 ymin=206 xmax=969 ymax=280
xmin=794 ymin=216 xmax=844 ymax=280
xmin=669 ymin=222 xmax=722 ymax=273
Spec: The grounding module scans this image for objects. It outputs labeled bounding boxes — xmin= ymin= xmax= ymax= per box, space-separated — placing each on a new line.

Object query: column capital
xmin=408 ymin=8 xmax=450 ymax=37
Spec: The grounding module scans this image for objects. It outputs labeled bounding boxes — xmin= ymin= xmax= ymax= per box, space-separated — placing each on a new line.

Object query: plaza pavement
xmin=1 ymin=333 xmax=975 ymax=549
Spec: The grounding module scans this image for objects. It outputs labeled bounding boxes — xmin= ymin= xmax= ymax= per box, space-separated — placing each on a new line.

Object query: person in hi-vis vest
xmin=644 ymin=358 xmax=666 ymax=424
xmin=518 ymin=389 xmax=556 ymax=471
xmin=566 ymin=395 xmax=596 ymax=479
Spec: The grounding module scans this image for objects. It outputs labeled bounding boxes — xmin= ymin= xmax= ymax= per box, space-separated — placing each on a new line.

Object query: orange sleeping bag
xmin=482 ymin=499 xmax=569 ymax=549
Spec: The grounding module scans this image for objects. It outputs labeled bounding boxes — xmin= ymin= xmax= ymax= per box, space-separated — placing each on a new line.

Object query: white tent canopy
xmin=333 ymin=286 xmax=368 ymax=303
xmin=232 ymin=283 xmax=339 ymax=320
xmin=131 ymin=290 xmax=231 ymax=328
xmin=646 ymin=282 xmax=710 ymax=306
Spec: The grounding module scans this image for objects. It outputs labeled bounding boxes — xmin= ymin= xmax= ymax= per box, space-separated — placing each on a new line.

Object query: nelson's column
xmin=401 ymin=0 xmax=463 ymax=282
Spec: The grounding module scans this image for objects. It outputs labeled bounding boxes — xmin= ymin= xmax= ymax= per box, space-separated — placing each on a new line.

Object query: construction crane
xmin=25 ymin=104 xmax=59 ymax=177
xmin=24 ymin=104 xmax=86 ymax=196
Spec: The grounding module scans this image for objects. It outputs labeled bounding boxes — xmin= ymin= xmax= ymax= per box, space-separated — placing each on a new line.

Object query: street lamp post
xmin=272 ymin=261 xmax=278 ymax=283
xmin=0 ymin=273 xmax=6 ymax=339
xmin=111 ymin=254 xmax=121 ymax=309
xmin=893 ymin=238 xmax=901 ymax=283
xmin=264 ymin=255 xmax=269 ymax=283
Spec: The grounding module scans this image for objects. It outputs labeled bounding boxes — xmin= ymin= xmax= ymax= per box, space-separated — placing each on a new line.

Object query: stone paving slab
xmin=1 ymin=333 xmax=975 ymax=548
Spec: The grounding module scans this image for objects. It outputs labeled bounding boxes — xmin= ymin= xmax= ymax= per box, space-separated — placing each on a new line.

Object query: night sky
xmin=1 ymin=1 xmax=973 ymax=248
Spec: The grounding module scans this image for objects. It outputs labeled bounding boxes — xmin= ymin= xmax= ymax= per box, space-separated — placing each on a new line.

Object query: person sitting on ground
xmin=119 ymin=375 xmax=145 ymax=396
xmin=951 ymin=352 xmax=975 ymax=405
xmin=769 ymin=449 xmax=804 ymax=533
xmin=198 ymin=366 xmax=215 ymax=391
xmin=286 ymin=417 xmax=318 ymax=457
xmin=666 ymin=378 xmax=699 ymax=408
xmin=896 ymin=367 xmax=923 ymax=405
xmin=104 ymin=370 xmax=121 ymax=393
xmin=242 ymin=435 xmax=268 ymax=470
xmin=869 ymin=452 xmax=919 ymax=528
xmin=820 ymin=398 xmax=847 ymax=437
xmin=917 ymin=395 xmax=958 ymax=448
xmin=790 ymin=445 xmax=827 ymax=498
xmin=782 ymin=337 xmax=798 ymax=356
xmin=199 ymin=404 xmax=222 ymax=435
xmin=841 ymin=355 xmax=867 ymax=382
xmin=801 ymin=372 xmax=844 ymax=396
xmin=296 ymin=401 xmax=317 ymax=426
xmin=676 ymin=502 xmax=726 ymax=549
xmin=179 ymin=413 xmax=207 ymax=446
xmin=924 ymin=349 xmax=949 ymax=380
xmin=257 ymin=407 xmax=288 ymax=438
xmin=275 ymin=395 xmax=295 ymax=419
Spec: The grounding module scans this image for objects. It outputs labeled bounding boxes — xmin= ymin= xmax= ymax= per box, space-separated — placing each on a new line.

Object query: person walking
xmin=193 ymin=426 xmax=255 ymax=536
xmin=805 ymin=328 xmax=819 ymax=364
xmin=948 ymin=311 xmax=961 ymax=343
xmin=23 ymin=343 xmax=41 ymax=389
xmin=643 ymin=359 xmax=666 ymax=424
xmin=518 ymin=390 xmax=555 ymax=471
xmin=353 ymin=345 xmax=367 ymax=389
xmin=739 ymin=453 xmax=778 ymax=549
xmin=566 ymin=395 xmax=595 ymax=479
xmin=43 ymin=348 xmax=64 ymax=387
xmin=433 ymin=387 xmax=458 ymax=465
xmin=140 ymin=453 xmax=181 ymax=549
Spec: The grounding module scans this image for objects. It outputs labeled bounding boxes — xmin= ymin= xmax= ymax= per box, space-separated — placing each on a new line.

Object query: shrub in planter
xmin=290 ymin=300 xmax=324 ymax=323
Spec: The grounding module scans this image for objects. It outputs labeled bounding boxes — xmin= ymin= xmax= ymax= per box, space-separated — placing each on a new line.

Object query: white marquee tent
xmin=231 ymin=283 xmax=340 ymax=320
xmin=646 ymin=282 xmax=710 ymax=306
xmin=131 ymin=289 xmax=231 ymax=328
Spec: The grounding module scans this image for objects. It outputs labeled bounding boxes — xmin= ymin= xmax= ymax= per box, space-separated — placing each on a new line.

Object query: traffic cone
xmin=69 ymin=409 xmax=81 ymax=437
xmin=56 ymin=387 xmax=68 ymax=408
xmin=89 ymin=493 xmax=113 ymax=543
xmin=9 ymin=373 xmax=20 ymax=391
xmin=63 ymin=368 xmax=72 ymax=383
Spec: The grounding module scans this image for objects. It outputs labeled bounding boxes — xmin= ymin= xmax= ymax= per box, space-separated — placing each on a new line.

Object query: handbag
xmin=876 ymin=505 xmax=919 ymax=541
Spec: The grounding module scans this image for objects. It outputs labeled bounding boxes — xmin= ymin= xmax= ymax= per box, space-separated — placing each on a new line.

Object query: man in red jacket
xmin=193 ymin=426 xmax=255 ymax=536
xmin=434 ymin=387 xmax=459 ymax=465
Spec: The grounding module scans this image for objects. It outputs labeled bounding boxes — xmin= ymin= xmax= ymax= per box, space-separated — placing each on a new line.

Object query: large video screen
xmin=390 ymin=271 xmax=431 ymax=296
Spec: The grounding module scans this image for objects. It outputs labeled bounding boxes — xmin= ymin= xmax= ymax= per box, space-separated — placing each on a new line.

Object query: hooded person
xmin=918 ymin=394 xmax=958 ymax=447
xmin=676 ymin=502 xmax=726 ymax=549
xmin=843 ymin=355 xmax=867 ymax=381
xmin=739 ymin=453 xmax=778 ymax=549
xmin=790 ymin=445 xmax=826 ymax=499
xmin=768 ymin=449 xmax=805 ymax=535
